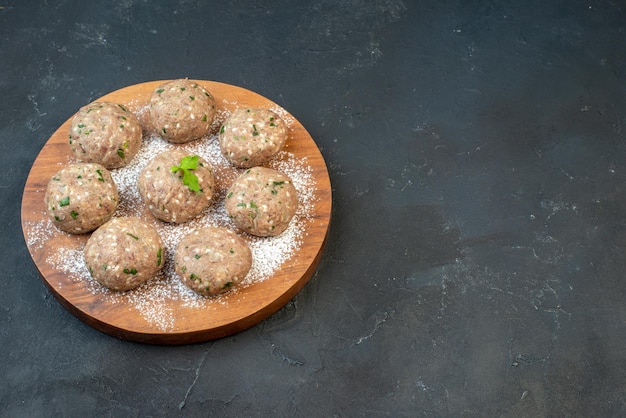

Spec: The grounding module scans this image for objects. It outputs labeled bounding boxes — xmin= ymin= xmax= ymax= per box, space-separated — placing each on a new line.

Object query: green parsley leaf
xmin=171 ymin=155 xmax=201 ymax=192
xmin=59 ymin=196 xmax=70 ymax=207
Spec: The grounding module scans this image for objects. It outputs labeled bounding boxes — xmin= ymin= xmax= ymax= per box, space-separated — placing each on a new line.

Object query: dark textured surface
xmin=3 ymin=0 xmax=626 ymax=416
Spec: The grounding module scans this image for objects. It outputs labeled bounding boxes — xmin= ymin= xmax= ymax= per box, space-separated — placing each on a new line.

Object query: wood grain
xmin=21 ymin=80 xmax=332 ymax=345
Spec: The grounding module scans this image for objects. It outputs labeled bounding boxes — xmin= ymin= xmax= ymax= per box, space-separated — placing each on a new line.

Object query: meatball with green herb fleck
xmin=69 ymin=102 xmax=142 ymax=169
xmin=219 ymin=108 xmax=288 ymax=168
xmin=175 ymin=226 xmax=252 ymax=296
xmin=44 ymin=163 xmax=118 ymax=234
xmin=138 ymin=149 xmax=215 ymax=223
xmin=149 ymin=79 xmax=216 ymax=143
xmin=225 ymin=167 xmax=298 ymax=237
xmin=84 ymin=217 xmax=164 ymax=292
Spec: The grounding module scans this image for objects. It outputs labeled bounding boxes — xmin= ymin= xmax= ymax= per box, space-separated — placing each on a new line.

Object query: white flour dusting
xmin=26 ymin=102 xmax=319 ymax=331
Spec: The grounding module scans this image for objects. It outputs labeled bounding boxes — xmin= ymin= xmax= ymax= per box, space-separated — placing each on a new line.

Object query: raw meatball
xmin=84 ymin=217 xmax=164 ymax=292
xmin=69 ymin=102 xmax=142 ymax=169
xmin=137 ymin=149 xmax=215 ymax=223
xmin=44 ymin=163 xmax=118 ymax=234
xmin=175 ymin=226 xmax=252 ymax=296
xmin=225 ymin=167 xmax=298 ymax=237
xmin=219 ymin=108 xmax=288 ymax=168
xmin=149 ymin=79 xmax=216 ymax=143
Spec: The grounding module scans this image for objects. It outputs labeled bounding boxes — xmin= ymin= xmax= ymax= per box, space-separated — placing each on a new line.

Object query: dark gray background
xmin=3 ymin=0 xmax=626 ymax=416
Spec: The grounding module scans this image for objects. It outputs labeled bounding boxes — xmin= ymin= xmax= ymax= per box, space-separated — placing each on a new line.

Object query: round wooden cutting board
xmin=21 ymin=80 xmax=332 ymax=345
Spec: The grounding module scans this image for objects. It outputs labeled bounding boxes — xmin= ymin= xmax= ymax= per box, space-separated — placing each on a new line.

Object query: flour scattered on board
xmin=26 ymin=101 xmax=319 ymax=332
